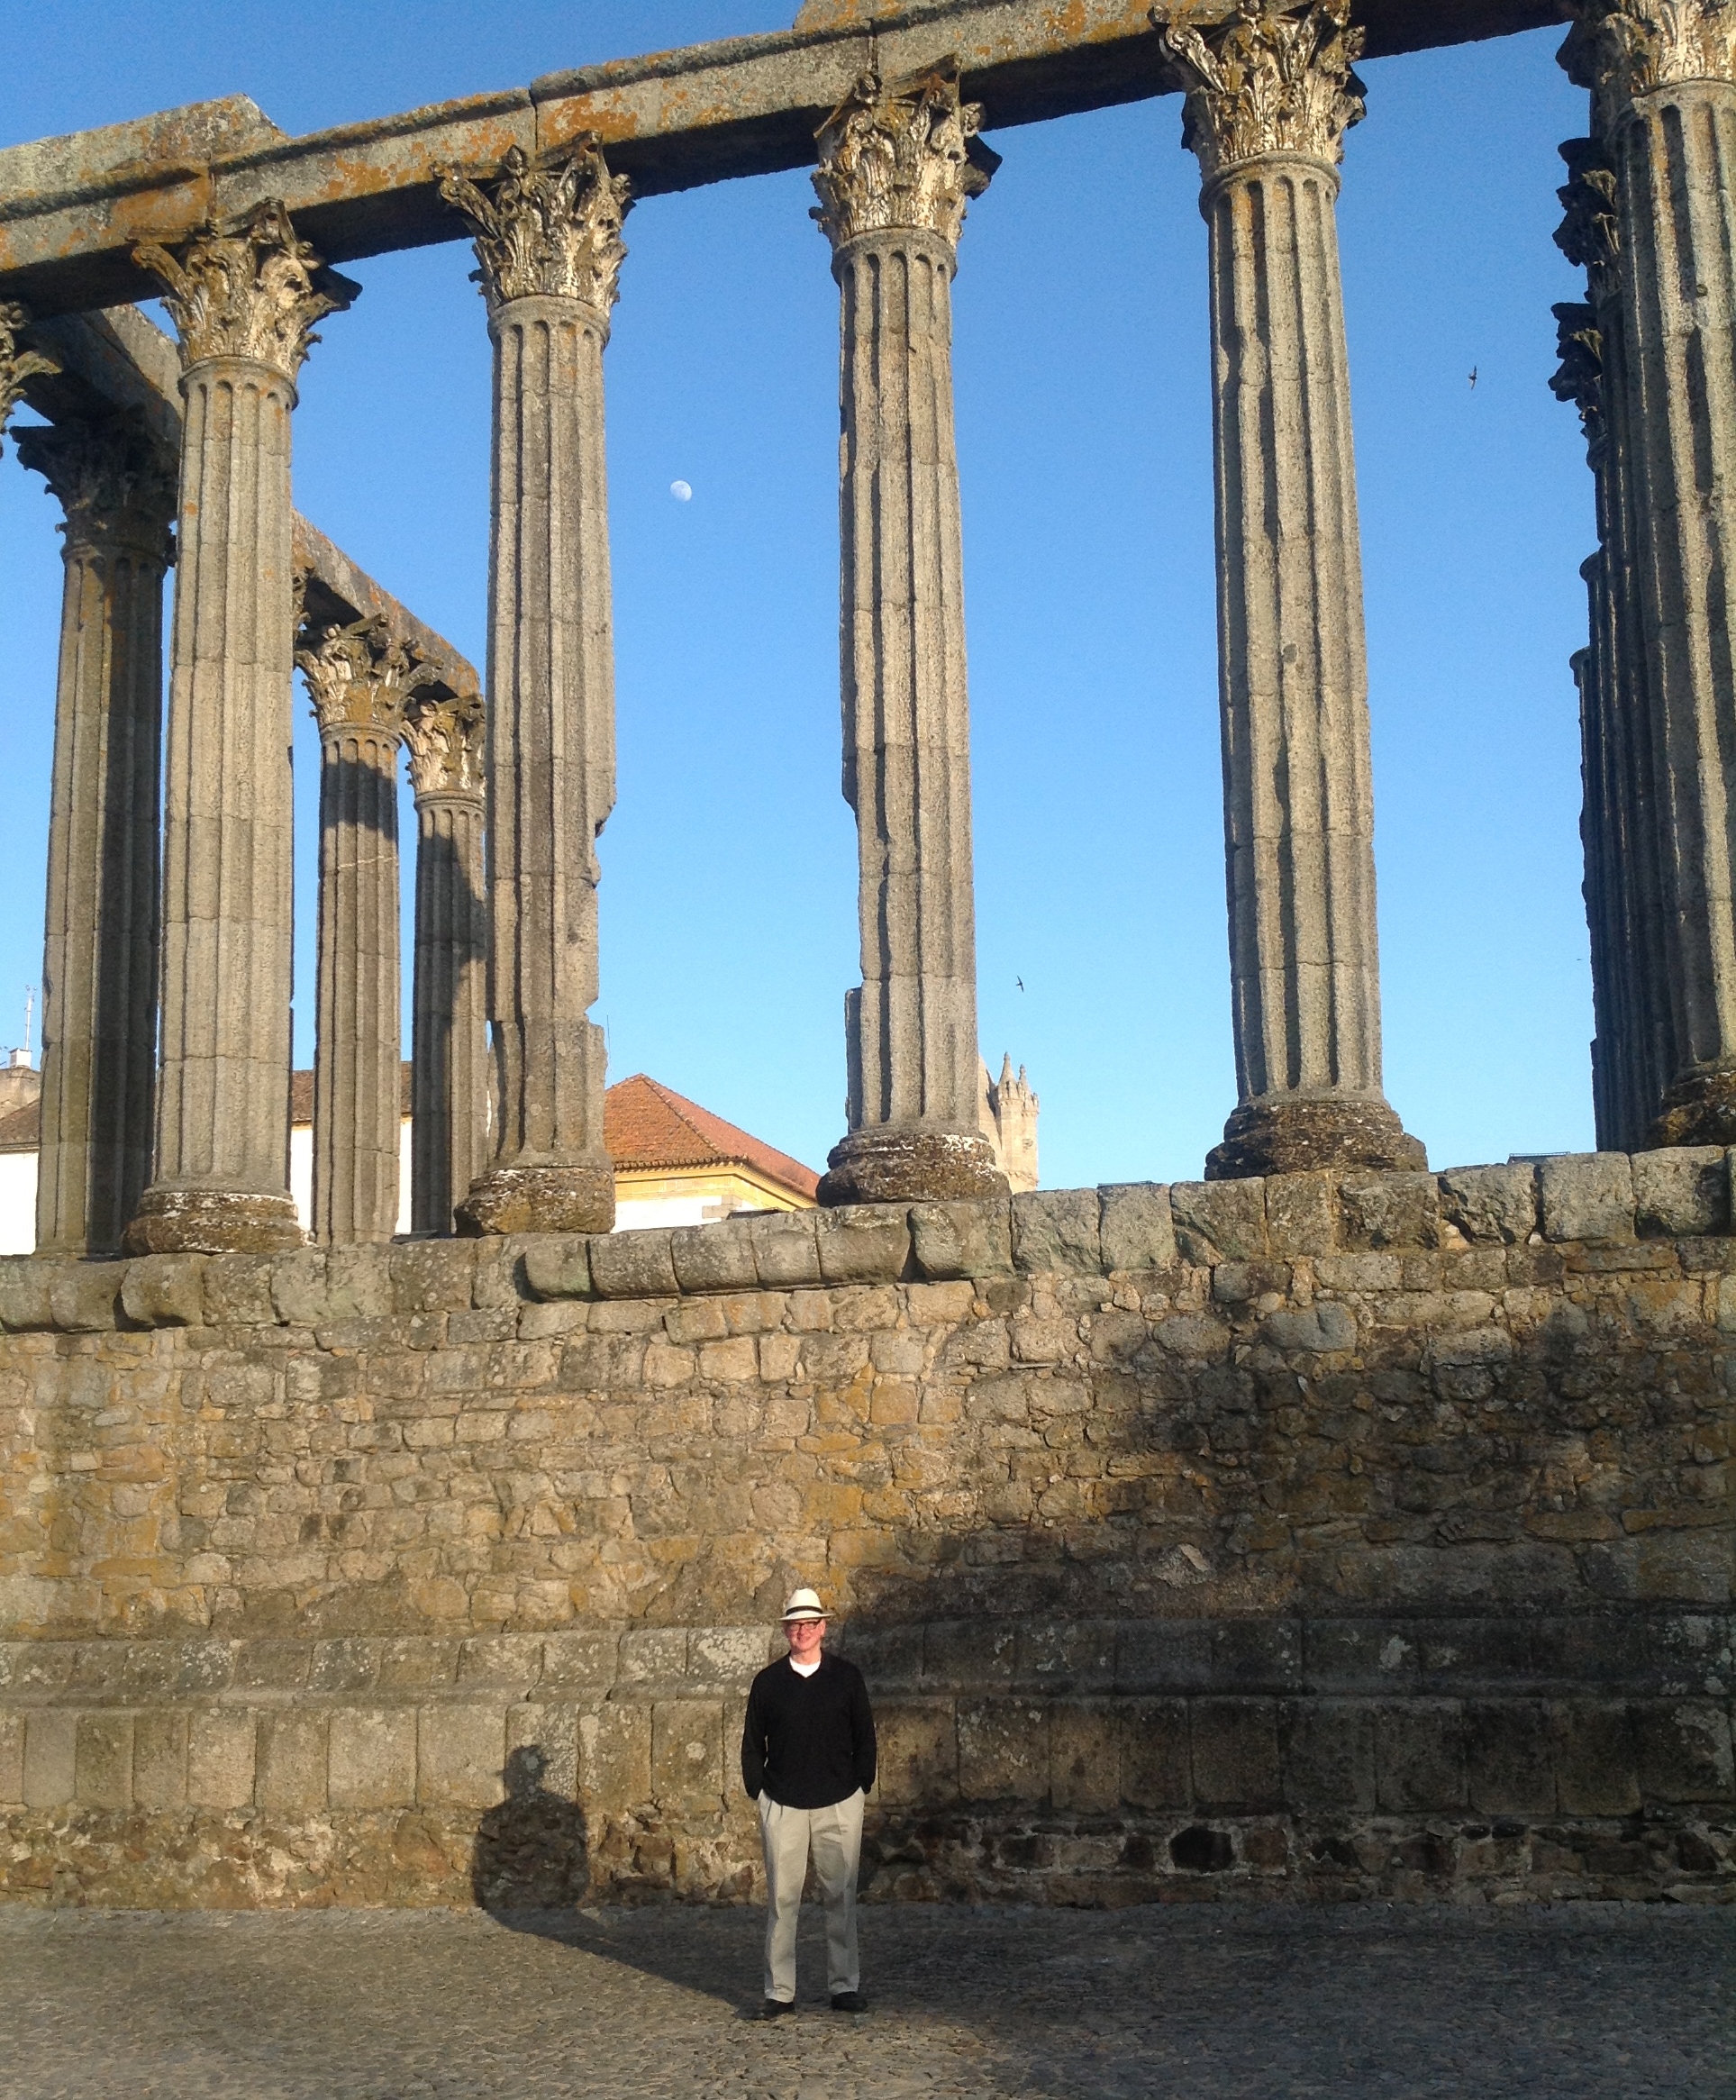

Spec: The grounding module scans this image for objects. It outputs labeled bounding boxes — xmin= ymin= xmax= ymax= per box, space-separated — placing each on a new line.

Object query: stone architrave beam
xmin=1564 ymin=0 xmax=1736 ymax=1149
xmin=812 ymin=60 xmax=1007 ymax=1207
xmin=123 ymin=204 xmax=357 ymax=1255
xmin=441 ymin=141 xmax=626 ymax=1237
xmin=0 ymin=2 xmax=1563 ymax=321
xmin=1164 ymin=0 xmax=1424 ymax=1181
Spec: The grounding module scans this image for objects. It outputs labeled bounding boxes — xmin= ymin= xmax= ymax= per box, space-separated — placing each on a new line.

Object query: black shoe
xmin=831 ymin=1991 xmax=868 ymax=2014
xmin=747 ymin=1997 xmax=795 ymax=2021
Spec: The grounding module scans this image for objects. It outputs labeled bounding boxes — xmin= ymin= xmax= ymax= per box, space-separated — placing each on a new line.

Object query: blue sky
xmin=1 ymin=4 xmax=1595 ymax=1188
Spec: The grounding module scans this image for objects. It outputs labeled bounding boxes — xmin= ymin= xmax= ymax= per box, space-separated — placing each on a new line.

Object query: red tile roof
xmin=603 ymin=1074 xmax=819 ymax=1201
xmin=0 ymin=1102 xmax=39 ymax=1150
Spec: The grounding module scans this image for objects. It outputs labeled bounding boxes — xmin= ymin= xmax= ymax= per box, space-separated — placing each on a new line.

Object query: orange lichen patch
xmin=538 ymin=91 xmax=646 ymax=154
xmin=106 ymin=178 xmax=210 ymax=243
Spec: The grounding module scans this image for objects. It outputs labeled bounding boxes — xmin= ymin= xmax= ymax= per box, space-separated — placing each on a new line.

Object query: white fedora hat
xmin=780 ymin=1586 xmax=827 ymax=1623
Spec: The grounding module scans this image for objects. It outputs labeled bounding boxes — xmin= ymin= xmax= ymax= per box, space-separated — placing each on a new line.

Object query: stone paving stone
xmin=0 ymin=1902 xmax=1728 ymax=2099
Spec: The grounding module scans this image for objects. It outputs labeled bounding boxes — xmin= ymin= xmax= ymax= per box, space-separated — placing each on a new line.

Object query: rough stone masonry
xmin=1 ymin=1157 xmax=1730 ymax=1908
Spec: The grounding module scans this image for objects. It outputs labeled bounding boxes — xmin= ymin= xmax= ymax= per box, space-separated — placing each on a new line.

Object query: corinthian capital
xmin=1550 ymin=301 xmax=1605 ymax=440
xmin=296 ymin=615 xmax=425 ymax=741
xmin=134 ymin=202 xmax=358 ymax=382
xmin=811 ymin=59 xmax=999 ymax=252
xmin=439 ymin=141 xmax=631 ymax=314
xmin=404 ymin=689 xmax=486 ymax=800
xmin=15 ymin=412 xmax=177 ymax=561
xmin=1160 ymin=0 xmax=1367 ymax=182
xmin=1563 ymin=0 xmax=1736 ymax=123
xmin=1554 ymin=138 xmax=1622 ymax=299
xmin=0 ymin=303 xmax=59 ymax=454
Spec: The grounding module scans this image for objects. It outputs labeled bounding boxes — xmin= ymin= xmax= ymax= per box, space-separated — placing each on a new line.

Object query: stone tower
xmin=978 ymin=1054 xmax=1039 ymax=1193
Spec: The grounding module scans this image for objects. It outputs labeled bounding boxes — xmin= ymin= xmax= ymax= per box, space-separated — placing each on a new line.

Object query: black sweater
xmin=741 ymin=1652 xmax=877 ymax=1809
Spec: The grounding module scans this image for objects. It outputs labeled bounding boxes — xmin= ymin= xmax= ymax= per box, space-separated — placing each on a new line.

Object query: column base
xmin=817 ymin=1128 xmax=1008 ymax=1207
xmin=123 ymin=1186 xmax=305 ymax=1256
xmin=1205 ymin=1095 xmax=1427 ymax=1181
xmin=455 ymin=1161 xmax=615 ymax=1237
xmin=1648 ymin=1064 xmax=1736 ymax=1150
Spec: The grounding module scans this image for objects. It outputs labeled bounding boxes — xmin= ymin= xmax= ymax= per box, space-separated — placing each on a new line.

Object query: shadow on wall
xmin=471 ymin=1746 xmax=591 ymax=1910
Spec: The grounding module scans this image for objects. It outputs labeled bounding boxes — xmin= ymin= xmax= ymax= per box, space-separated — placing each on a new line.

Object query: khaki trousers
xmin=757 ymin=1787 xmax=864 ymax=2003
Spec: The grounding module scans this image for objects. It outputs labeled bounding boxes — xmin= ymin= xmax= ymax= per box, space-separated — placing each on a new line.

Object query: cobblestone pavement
xmin=0 ymin=1902 xmax=1729 ymax=2099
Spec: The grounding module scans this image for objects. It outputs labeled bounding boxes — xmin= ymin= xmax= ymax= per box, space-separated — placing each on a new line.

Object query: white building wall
xmin=0 ymin=1155 xmax=36 ymax=1256
xmin=0 ymin=1129 xmax=782 ymax=1250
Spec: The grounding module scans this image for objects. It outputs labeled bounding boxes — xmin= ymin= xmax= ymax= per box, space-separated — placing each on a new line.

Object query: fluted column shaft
xmin=125 ymin=204 xmax=352 ymax=1253
xmin=299 ymin=616 xmax=413 ymax=1247
xmin=811 ymin=62 xmax=1007 ymax=1205
xmin=1553 ymin=137 xmax=1676 ymax=1151
xmin=1569 ymin=6 xmax=1736 ymax=1144
xmin=440 ymin=145 xmax=624 ymax=1236
xmin=406 ymin=695 xmax=488 ymax=1234
xmin=16 ymin=415 xmax=174 ymax=1253
xmin=1166 ymin=0 xmax=1422 ymax=1180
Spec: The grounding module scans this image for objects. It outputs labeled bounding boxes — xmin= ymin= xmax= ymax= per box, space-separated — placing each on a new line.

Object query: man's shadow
xmin=471 ymin=1746 xmax=592 ymax=1911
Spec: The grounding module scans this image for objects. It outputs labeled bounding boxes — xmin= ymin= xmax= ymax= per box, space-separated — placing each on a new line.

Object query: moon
xmin=670 ymin=479 xmax=693 ymax=503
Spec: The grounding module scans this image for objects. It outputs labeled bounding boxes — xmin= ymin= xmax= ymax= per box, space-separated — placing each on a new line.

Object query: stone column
xmin=438 ymin=143 xmax=626 ymax=1236
xmin=1164 ymin=0 xmax=1424 ymax=1180
xmin=810 ymin=62 xmax=1008 ymax=1205
xmin=1551 ymin=138 xmax=1676 ymax=1153
xmin=14 ymin=414 xmax=176 ymax=1253
xmin=125 ymin=203 xmax=355 ymax=1253
xmin=1564 ymin=1 xmax=1736 ymax=1146
xmin=404 ymin=690 xmax=488 ymax=1234
xmin=0 ymin=303 xmax=58 ymax=451
xmin=296 ymin=616 xmax=418 ymax=1244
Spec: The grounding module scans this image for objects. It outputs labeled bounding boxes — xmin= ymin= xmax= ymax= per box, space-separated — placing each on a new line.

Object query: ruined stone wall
xmin=1 ymin=1154 xmax=1731 ymax=1907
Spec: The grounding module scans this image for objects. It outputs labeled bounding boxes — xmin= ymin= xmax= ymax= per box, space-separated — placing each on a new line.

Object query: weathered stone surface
xmin=1168 ymin=3 xmax=1421 ymax=1183
xmin=447 ymin=144 xmax=623 ymax=1240
xmin=1632 ymin=1147 xmax=1730 ymax=1238
xmin=587 ymin=1230 xmax=677 ymax=1300
xmin=1539 ymin=1152 xmax=1635 ymax=1243
xmin=813 ymin=65 xmax=1006 ymax=1210
xmin=1169 ymin=1179 xmax=1268 ymax=1263
xmin=1011 ymin=1190 xmax=1102 ymax=1276
xmin=123 ymin=205 xmax=352 ymax=1257
xmin=0 ymin=1161 xmax=1731 ymax=1906
xmin=299 ymin=615 xmax=417 ymax=1248
xmin=404 ymin=693 xmax=488 ymax=1237
xmin=16 ymin=412 xmax=172 ymax=1258
xmin=0 ymin=5 xmax=1559 ymax=327
xmin=120 ymin=1253 xmax=206 ymax=1327
xmin=1562 ymin=5 xmax=1736 ymax=1150
xmin=1438 ymin=1163 xmax=1539 ymax=1244
xmin=1099 ymin=1184 xmax=1178 ymax=1273
xmin=815 ymin=1204 xmax=911 ymax=1285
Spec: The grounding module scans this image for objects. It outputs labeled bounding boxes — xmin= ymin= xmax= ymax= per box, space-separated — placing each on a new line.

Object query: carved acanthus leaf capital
xmin=0 ymin=303 xmax=59 ymax=455
xmin=1563 ymin=0 xmax=1736 ymax=128
xmin=133 ymin=202 xmax=359 ymax=382
xmin=1160 ymin=0 xmax=1367 ymax=181
xmin=439 ymin=142 xmax=632 ymax=313
xmin=15 ymin=413 xmax=177 ymax=561
xmin=404 ymin=689 xmax=486 ymax=800
xmin=1554 ymin=137 xmax=1622 ymax=300
xmin=811 ymin=59 xmax=998 ymax=251
xmin=1550 ymin=301 xmax=1605 ymax=438
xmin=296 ymin=615 xmax=426 ymax=741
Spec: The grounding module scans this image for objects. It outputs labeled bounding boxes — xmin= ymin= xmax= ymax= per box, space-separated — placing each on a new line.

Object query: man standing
xmin=741 ymin=1586 xmax=877 ymax=2018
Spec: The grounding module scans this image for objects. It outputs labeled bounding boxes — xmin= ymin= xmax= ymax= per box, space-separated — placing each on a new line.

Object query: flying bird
xmin=1016 ymin=977 xmax=1024 ymax=993
xmin=1468 ymin=367 xmax=1478 ymax=389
